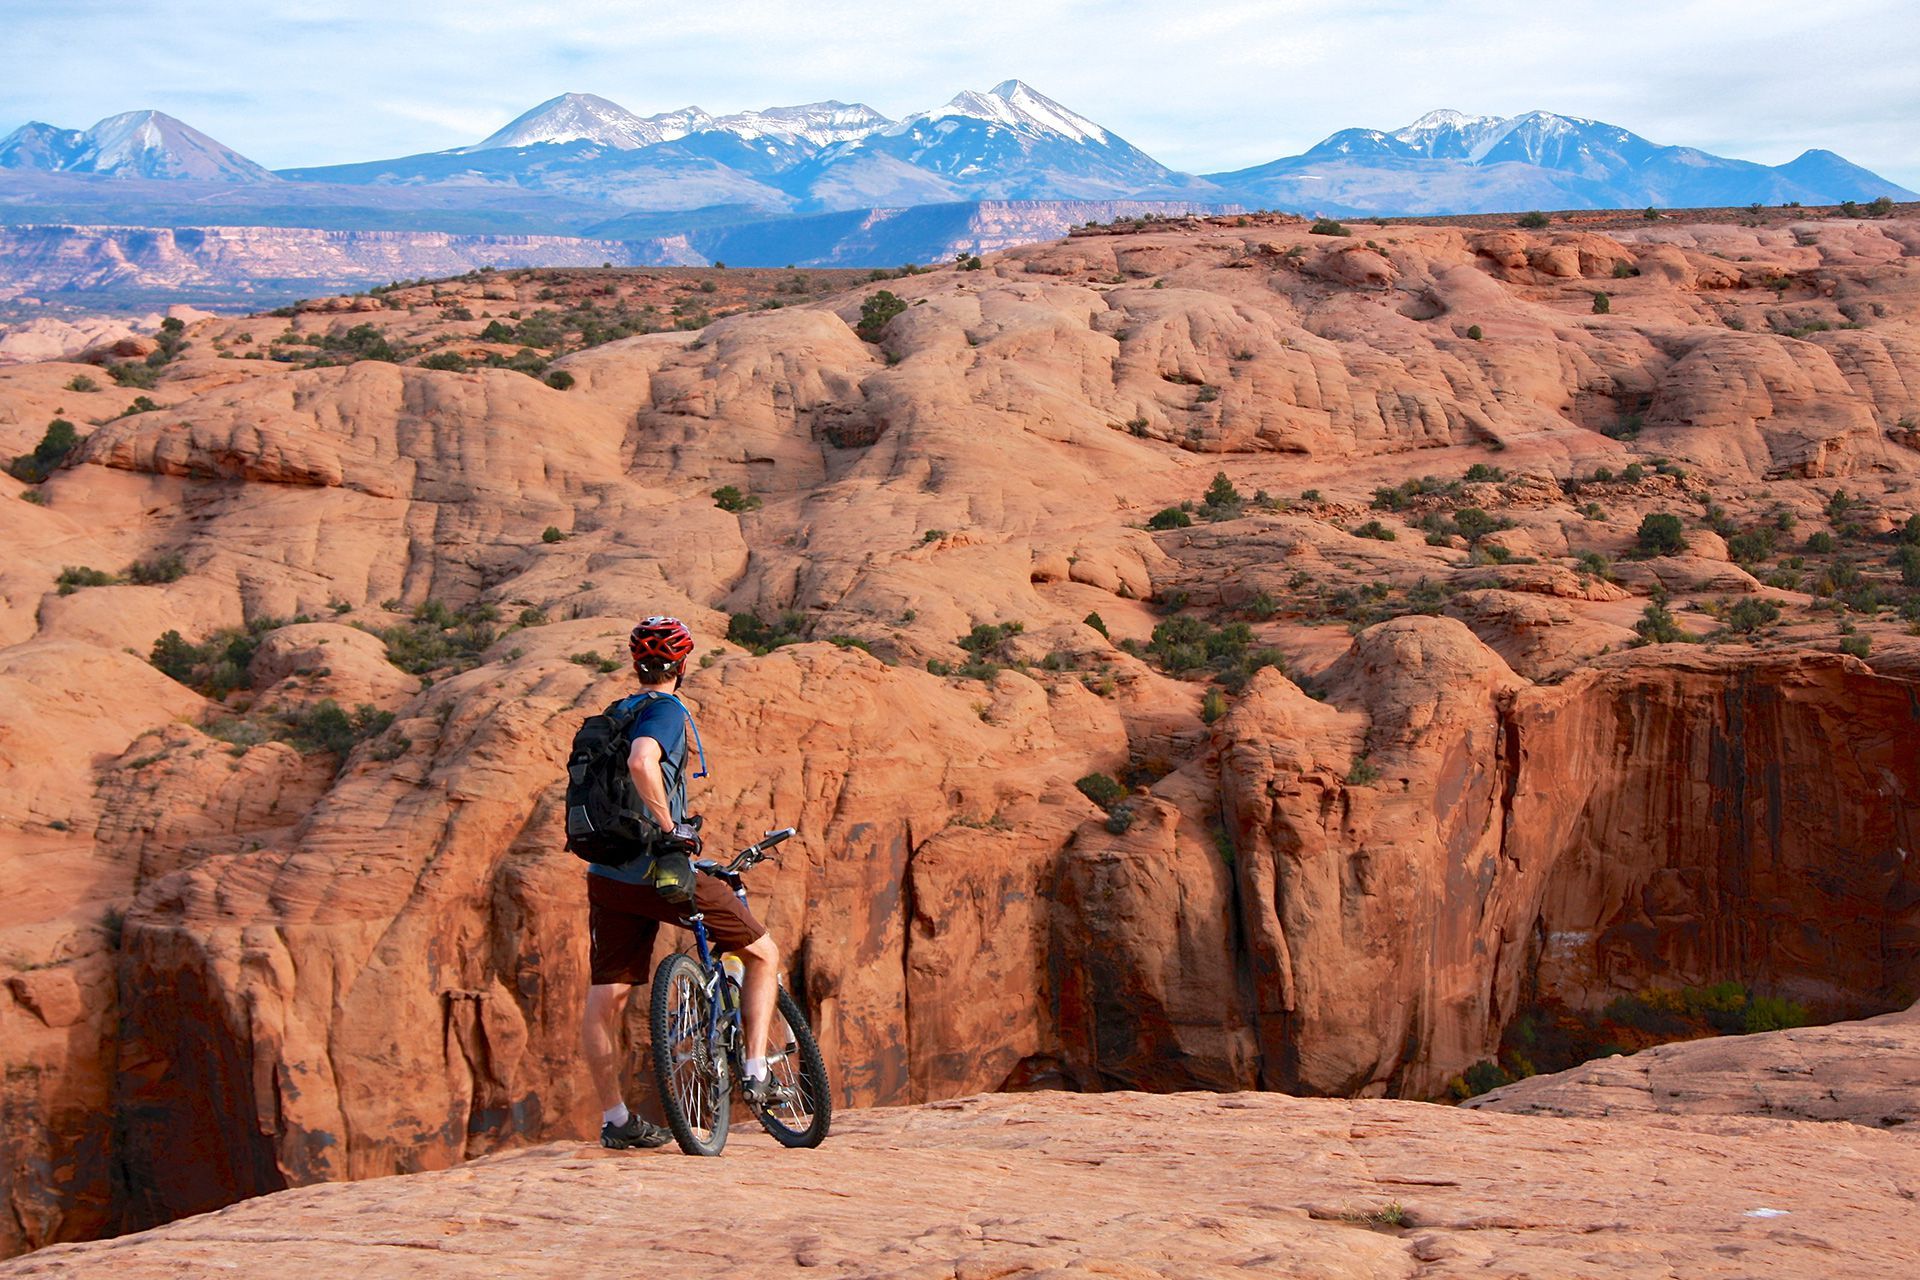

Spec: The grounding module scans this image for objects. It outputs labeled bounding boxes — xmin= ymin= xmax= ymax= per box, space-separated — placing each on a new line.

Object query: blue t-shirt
xmin=588 ymin=692 xmax=692 ymax=884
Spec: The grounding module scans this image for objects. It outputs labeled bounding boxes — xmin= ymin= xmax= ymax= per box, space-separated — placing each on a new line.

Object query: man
xmin=580 ymin=615 xmax=784 ymax=1149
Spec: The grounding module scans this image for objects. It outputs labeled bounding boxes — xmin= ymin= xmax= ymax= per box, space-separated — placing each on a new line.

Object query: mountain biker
xmin=580 ymin=615 xmax=785 ymax=1149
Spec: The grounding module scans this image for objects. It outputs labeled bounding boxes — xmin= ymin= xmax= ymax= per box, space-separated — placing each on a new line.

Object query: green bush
xmin=856 ymin=290 xmax=908 ymax=342
xmin=1466 ymin=325 xmax=1483 ymax=340
xmin=150 ymin=619 xmax=283 ymax=698
xmin=365 ymin=601 xmax=498 ymax=675
xmin=278 ymin=699 xmax=396 ymax=757
xmin=1517 ymin=211 xmax=1551 ymax=229
xmin=1200 ymin=472 xmax=1241 ymax=520
xmin=727 ymin=610 xmax=808 ymax=655
xmin=1201 ymin=688 xmax=1228 ymax=724
xmin=8 ymin=418 xmax=82 ymax=482
xmin=1591 ymin=291 xmax=1611 ymax=315
xmin=56 ymin=565 xmax=117 ymax=594
xmin=712 ymin=485 xmax=762 ymax=513
xmin=1083 ymin=611 xmax=1109 ymax=638
xmin=1463 ymin=464 xmax=1504 ymax=483
xmin=1633 ymin=590 xmax=1691 ymax=645
xmin=1075 ymin=772 xmax=1126 ymax=811
xmin=1723 ymin=598 xmax=1781 ymax=634
xmin=1148 ymin=506 xmax=1193 ymax=530
xmin=1309 ymin=218 xmax=1349 ymax=237
xmin=1635 ymin=513 xmax=1687 ymax=556
xmin=109 ymin=361 xmax=158 ymax=389
xmin=545 ymin=369 xmax=575 ymax=390
xmin=542 ymin=525 xmax=566 ymax=543
xmin=1743 ymin=994 xmax=1810 ymax=1033
xmin=64 ymin=374 xmax=100 ymax=393
xmin=125 ymin=554 xmax=187 ymax=585
xmin=418 ymin=352 xmax=471 ymax=372
xmin=1351 ymin=520 xmax=1397 ymax=541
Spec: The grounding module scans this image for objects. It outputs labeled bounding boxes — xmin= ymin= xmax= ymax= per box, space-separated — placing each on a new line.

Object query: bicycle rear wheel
xmin=650 ymin=951 xmax=730 ymax=1156
xmin=751 ymin=985 xmax=832 ymax=1148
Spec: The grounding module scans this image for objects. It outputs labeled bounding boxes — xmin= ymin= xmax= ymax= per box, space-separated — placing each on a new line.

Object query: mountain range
xmin=0 ymin=83 xmax=1912 ymax=296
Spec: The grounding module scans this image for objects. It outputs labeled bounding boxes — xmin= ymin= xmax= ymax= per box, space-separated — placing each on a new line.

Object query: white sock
xmin=745 ymin=1057 xmax=767 ymax=1080
xmin=603 ymin=1101 xmax=631 ymax=1127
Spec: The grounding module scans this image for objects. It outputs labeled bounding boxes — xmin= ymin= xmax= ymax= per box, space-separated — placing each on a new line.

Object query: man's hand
xmin=665 ymin=821 xmax=703 ymax=857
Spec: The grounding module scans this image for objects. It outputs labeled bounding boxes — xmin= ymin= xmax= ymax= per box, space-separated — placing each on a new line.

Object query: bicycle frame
xmin=680 ymin=827 xmax=796 ymax=1088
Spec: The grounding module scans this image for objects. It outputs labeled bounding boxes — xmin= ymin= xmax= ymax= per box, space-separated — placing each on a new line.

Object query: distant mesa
xmin=0 ymin=109 xmax=275 ymax=182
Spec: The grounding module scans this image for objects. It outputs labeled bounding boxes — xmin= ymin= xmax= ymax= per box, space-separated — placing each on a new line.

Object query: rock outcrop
xmin=10 ymin=1088 xmax=1920 ymax=1279
xmin=4 ymin=214 xmax=1920 ymax=1256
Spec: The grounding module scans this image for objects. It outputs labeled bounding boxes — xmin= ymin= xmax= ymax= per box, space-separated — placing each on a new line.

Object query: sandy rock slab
xmin=1469 ymin=1004 xmax=1920 ymax=1129
xmin=8 ymin=1092 xmax=1919 ymax=1279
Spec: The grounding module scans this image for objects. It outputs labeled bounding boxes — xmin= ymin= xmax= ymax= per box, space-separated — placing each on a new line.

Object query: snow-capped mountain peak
xmin=4 ymin=109 xmax=279 ymax=182
xmin=1390 ymin=109 xmax=1510 ymax=160
xmin=906 ymin=80 xmax=1111 ymax=145
xmin=708 ymin=101 xmax=892 ymax=148
xmin=466 ymin=93 xmax=711 ymax=152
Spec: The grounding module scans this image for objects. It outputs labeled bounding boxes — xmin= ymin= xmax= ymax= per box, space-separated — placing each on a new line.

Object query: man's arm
xmin=627 ymin=736 xmax=674 ymax=830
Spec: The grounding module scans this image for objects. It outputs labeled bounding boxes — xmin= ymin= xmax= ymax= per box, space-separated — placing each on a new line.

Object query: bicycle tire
xmin=650 ymin=951 xmax=730 ymax=1156
xmin=750 ymin=985 xmax=832 ymax=1148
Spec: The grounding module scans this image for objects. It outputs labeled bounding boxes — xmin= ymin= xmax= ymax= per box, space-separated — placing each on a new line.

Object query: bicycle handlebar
xmin=697 ymin=826 xmax=797 ymax=878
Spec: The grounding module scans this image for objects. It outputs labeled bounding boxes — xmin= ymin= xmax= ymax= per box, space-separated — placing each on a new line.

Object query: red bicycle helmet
xmin=629 ymin=616 xmax=695 ymax=670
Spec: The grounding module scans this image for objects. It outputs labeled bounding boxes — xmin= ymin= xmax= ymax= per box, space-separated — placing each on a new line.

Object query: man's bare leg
xmin=739 ymin=933 xmax=781 ymax=1066
xmin=582 ymin=982 xmax=631 ymax=1112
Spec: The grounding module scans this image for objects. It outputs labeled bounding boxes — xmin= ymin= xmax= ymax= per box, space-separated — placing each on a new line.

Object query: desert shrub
xmin=109 ymin=361 xmax=158 ymax=388
xmin=1309 ymin=218 xmax=1348 ymax=237
xmin=1743 ymin=994 xmax=1811 ymax=1033
xmin=1621 ymin=462 xmax=1645 ymax=483
xmin=1635 ymin=513 xmax=1687 ymax=556
xmin=1612 ymin=260 xmax=1636 ymax=278
xmin=545 ymin=370 xmax=575 ymax=390
xmin=1464 ymin=463 xmax=1505 ymax=483
xmin=366 ymin=600 xmax=499 ymax=674
xmin=1083 ymin=611 xmax=1108 ymax=638
xmin=278 ymin=699 xmax=396 ymax=757
xmin=64 ymin=374 xmax=100 ymax=393
xmin=418 ymin=352 xmax=471 ymax=372
xmin=479 ymin=319 xmax=515 ymax=341
xmin=125 ymin=553 xmax=187 ymax=585
xmin=1633 ymin=590 xmax=1691 ymax=645
xmin=542 ymin=525 xmax=566 ymax=543
xmin=150 ymin=619 xmax=283 ymax=698
xmin=1591 ymin=291 xmax=1611 ymax=314
xmin=1575 ymin=551 xmax=1613 ymax=580
xmin=306 ymin=322 xmax=402 ymax=365
xmin=1351 ymin=520 xmax=1397 ymax=541
xmin=569 ymin=651 xmax=621 ymax=674
xmin=1723 ymin=598 xmax=1781 ymax=634
xmin=8 ymin=418 xmax=82 ymax=482
xmin=1148 ymin=505 xmax=1193 ymax=530
xmin=1137 ymin=616 xmax=1283 ymax=692
xmin=1840 ymin=634 xmax=1871 ymax=659
xmin=856 ymin=290 xmax=907 ymax=342
xmin=56 ymin=565 xmax=117 ymax=594
xmin=1466 ymin=325 xmax=1483 ymax=340
xmin=1896 ymin=545 xmax=1920 ymax=588
xmin=1805 ymin=531 xmax=1835 ymax=554
xmin=1726 ymin=529 xmax=1776 ymax=564
xmin=1201 ymin=688 xmax=1228 ymax=723
xmin=1200 ymin=472 xmax=1241 ymax=520
xmin=1371 ymin=475 xmax=1458 ymax=511
xmin=727 ymin=610 xmax=808 ymax=655
xmin=712 ymin=485 xmax=762 ymax=513
xmin=1075 ymin=773 xmax=1126 ymax=811
xmin=1517 ymin=211 xmax=1551 ymax=229
xmin=119 ymin=395 xmax=160 ymax=417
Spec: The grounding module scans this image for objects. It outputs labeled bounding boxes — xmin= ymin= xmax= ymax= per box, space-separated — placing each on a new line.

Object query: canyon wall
xmin=4 ymin=213 xmax=1920 ymax=1254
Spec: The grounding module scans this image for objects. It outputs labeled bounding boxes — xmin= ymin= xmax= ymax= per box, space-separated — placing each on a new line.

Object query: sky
xmin=2 ymin=0 xmax=1916 ymax=186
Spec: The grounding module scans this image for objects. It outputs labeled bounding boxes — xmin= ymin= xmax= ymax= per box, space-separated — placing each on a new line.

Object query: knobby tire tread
xmin=752 ymin=985 xmax=833 ymax=1148
xmin=650 ymin=951 xmax=729 ymax=1156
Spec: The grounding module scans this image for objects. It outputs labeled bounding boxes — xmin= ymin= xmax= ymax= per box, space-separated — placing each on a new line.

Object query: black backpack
xmin=563 ymin=696 xmax=664 ymax=866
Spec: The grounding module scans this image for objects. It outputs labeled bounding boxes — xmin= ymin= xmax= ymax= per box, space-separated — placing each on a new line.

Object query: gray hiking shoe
xmin=600 ymin=1114 xmax=672 ymax=1149
xmin=741 ymin=1075 xmax=776 ymax=1108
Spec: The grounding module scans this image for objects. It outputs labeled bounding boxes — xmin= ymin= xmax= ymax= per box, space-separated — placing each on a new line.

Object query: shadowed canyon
xmin=3 ymin=208 xmax=1919 ymax=1262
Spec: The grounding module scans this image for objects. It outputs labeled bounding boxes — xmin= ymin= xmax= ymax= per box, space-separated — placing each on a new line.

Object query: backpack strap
xmin=633 ymin=691 xmax=709 ymax=781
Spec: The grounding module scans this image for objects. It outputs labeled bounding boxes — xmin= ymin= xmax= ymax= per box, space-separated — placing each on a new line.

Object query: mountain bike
xmin=648 ymin=825 xmax=832 ymax=1155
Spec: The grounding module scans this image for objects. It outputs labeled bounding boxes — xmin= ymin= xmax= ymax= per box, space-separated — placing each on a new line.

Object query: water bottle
xmin=721 ymin=953 xmax=744 ymax=1010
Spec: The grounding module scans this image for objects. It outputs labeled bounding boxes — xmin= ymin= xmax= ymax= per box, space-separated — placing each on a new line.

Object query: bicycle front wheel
xmin=751 ymin=985 xmax=832 ymax=1148
xmin=650 ymin=951 xmax=730 ymax=1156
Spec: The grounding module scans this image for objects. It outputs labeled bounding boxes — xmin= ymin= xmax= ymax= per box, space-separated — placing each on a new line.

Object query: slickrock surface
xmin=1470 ymin=1002 xmax=1920 ymax=1128
xmin=5 ymin=214 xmax=1920 ymax=1254
xmin=9 ymin=1091 xmax=1920 ymax=1279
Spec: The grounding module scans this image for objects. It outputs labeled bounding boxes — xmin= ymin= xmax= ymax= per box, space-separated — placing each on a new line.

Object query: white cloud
xmin=0 ymin=0 xmax=1912 ymax=185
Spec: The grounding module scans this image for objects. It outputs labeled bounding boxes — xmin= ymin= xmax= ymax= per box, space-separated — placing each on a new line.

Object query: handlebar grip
xmin=761 ymin=827 xmax=797 ymax=848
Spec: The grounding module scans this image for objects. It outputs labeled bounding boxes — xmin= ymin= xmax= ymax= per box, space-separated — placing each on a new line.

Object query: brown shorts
xmin=587 ymin=870 xmax=768 ymax=986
